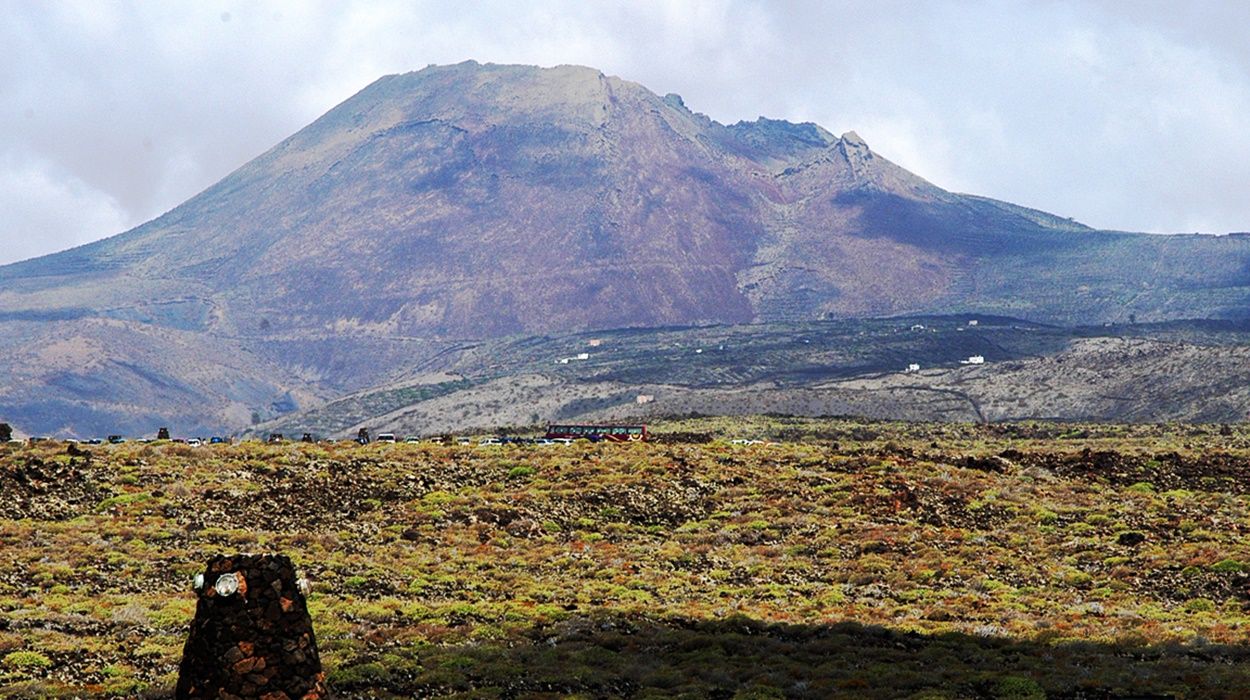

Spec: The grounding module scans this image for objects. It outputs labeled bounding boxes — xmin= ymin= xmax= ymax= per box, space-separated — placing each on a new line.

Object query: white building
xmin=961 ymin=355 xmax=985 ymax=365
xmin=905 ymin=363 xmax=921 ymax=373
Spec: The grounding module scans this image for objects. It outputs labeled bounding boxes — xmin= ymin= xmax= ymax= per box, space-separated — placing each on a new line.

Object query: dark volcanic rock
xmin=176 ymin=554 xmax=328 ymax=700
xmin=1 ymin=454 xmax=100 ymax=520
xmin=1117 ymin=531 xmax=1147 ymax=547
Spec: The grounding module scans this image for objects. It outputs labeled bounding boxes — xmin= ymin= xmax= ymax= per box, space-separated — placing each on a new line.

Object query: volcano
xmin=3 ymin=61 xmax=1250 ymax=435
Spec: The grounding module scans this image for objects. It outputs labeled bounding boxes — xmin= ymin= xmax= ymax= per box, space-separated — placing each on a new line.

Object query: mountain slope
xmin=8 ymin=61 xmax=1250 ymax=336
xmin=252 ymin=318 xmax=1250 ymax=438
xmin=2 ymin=61 xmax=1250 ymax=435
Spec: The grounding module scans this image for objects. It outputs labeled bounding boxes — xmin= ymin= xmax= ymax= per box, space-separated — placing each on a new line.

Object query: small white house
xmin=961 ymin=355 xmax=985 ymax=365
xmin=556 ymin=358 xmax=570 ymax=364
xmin=635 ymin=394 xmax=654 ymax=404
xmin=968 ymin=319 xmax=979 ymax=327
xmin=905 ymin=363 xmax=921 ymax=373
xmin=576 ymin=352 xmax=590 ymax=360
xmin=910 ymin=324 xmax=926 ymax=331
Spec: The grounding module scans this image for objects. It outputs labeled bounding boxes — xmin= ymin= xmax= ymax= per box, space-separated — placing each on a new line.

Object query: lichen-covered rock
xmin=1 ymin=453 xmax=100 ymax=520
xmin=176 ymin=554 xmax=328 ymax=699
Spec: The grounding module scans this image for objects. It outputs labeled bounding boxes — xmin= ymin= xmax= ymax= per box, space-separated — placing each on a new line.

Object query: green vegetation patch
xmin=4 ymin=419 xmax=1250 ymax=697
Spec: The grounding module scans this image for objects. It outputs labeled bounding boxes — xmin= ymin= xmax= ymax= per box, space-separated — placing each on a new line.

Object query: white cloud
xmin=0 ymin=155 xmax=130 ymax=262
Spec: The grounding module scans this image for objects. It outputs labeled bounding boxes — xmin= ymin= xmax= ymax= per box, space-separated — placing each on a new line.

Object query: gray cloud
xmin=3 ymin=0 xmax=1249 ymax=265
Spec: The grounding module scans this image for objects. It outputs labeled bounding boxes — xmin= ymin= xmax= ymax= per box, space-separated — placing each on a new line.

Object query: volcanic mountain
xmin=3 ymin=61 xmax=1250 ymax=436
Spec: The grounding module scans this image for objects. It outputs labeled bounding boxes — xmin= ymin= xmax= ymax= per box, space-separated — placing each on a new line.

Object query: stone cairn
xmin=176 ymin=554 xmax=328 ymax=700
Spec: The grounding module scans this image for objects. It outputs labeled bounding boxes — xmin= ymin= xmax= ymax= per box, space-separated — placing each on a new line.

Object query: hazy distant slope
xmin=0 ymin=318 xmax=325 ymax=437
xmin=3 ymin=61 xmax=1250 ymax=435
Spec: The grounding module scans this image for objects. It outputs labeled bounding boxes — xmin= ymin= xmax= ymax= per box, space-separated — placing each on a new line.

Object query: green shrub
xmin=1184 ymin=598 xmax=1217 ymax=612
xmin=991 ymin=676 xmax=1045 ymax=700
xmin=3 ymin=651 xmax=52 ymax=669
xmin=94 ymin=493 xmax=151 ymax=512
xmin=328 ymin=661 xmax=392 ymax=687
xmin=102 ymin=677 xmax=148 ymax=695
xmin=1062 ymin=570 xmax=1093 ymax=587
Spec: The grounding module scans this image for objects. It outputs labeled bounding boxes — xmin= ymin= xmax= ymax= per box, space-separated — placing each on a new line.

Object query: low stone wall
xmin=176 ymin=554 xmax=328 ymax=700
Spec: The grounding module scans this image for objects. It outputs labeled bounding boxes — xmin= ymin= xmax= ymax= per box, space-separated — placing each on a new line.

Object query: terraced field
xmin=3 ymin=418 xmax=1250 ymax=698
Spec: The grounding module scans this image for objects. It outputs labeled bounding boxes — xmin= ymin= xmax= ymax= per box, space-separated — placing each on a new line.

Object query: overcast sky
xmin=3 ymin=0 xmax=1250 ymax=265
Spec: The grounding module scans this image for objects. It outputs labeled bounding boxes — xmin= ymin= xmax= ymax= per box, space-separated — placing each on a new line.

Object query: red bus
xmin=545 ymin=424 xmax=648 ymax=442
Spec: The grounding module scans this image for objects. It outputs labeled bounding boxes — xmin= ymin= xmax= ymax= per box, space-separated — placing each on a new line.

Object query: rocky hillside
xmin=4 ymin=425 xmax=1250 ymax=697
xmin=252 ymin=317 xmax=1250 ymax=439
xmin=3 ymin=61 xmax=1250 ymax=436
